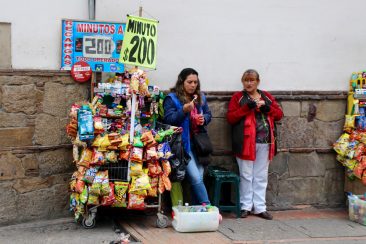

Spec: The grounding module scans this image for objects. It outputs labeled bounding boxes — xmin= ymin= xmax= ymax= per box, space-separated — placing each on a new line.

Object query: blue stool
xmin=208 ymin=166 xmax=241 ymax=218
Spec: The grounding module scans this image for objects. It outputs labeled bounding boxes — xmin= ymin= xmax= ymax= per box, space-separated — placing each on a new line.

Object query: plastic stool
xmin=208 ymin=166 xmax=241 ymax=218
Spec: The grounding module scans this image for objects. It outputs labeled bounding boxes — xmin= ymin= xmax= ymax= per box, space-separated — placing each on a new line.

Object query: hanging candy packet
xmin=119 ymin=148 xmax=131 ymax=161
xmin=118 ymin=134 xmax=130 ymax=150
xmin=102 ymin=182 xmax=116 ymax=206
xmin=91 ymin=149 xmax=105 ymax=165
xmin=146 ymin=146 xmax=158 ymax=160
xmin=105 ymin=150 xmax=118 ymax=163
xmin=133 ymin=135 xmax=144 ymax=148
xmin=113 ymin=181 xmax=129 ymax=207
xmin=127 ymin=193 xmax=145 ymax=210
xmin=147 ymin=177 xmax=158 ymax=197
xmin=79 ymin=185 xmax=89 ymax=204
xmin=141 ymin=131 xmax=157 ymax=147
xmin=161 ymin=160 xmax=171 ymax=176
xmin=147 ymin=161 xmax=162 ymax=176
xmin=130 ymin=162 xmax=143 ymax=176
xmin=82 ymin=167 xmax=99 ymax=184
xmin=78 ymin=148 xmax=93 ymax=168
xmin=130 ymin=147 xmax=143 ymax=163
xmin=344 ymin=115 xmax=355 ymax=133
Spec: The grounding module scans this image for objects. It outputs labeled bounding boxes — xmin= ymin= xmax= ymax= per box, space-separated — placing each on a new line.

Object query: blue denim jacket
xmin=163 ymin=92 xmax=211 ymax=152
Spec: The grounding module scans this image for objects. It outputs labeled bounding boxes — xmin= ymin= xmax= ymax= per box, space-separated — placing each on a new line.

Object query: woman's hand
xmin=196 ymin=114 xmax=205 ymax=125
xmin=255 ymin=99 xmax=265 ymax=108
xmin=183 ymin=101 xmax=195 ymax=113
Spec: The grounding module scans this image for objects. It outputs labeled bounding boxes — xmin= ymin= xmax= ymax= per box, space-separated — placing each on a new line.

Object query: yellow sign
xmin=119 ymin=15 xmax=158 ymax=69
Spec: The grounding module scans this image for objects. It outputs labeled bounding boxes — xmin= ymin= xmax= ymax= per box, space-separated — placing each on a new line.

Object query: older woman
xmin=227 ymin=69 xmax=283 ymax=220
xmin=163 ymin=68 xmax=211 ymax=205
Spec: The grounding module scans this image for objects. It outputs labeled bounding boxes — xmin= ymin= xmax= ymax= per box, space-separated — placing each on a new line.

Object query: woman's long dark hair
xmin=170 ymin=68 xmax=202 ymax=105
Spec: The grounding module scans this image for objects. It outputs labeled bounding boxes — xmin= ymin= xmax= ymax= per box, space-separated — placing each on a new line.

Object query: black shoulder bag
xmin=192 ymin=127 xmax=213 ymax=166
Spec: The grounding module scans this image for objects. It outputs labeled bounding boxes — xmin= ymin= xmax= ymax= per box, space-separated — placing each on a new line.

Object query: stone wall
xmin=0 ymin=70 xmax=89 ymax=226
xmin=0 ymin=70 xmax=347 ymax=225
xmin=206 ymin=91 xmax=347 ymax=210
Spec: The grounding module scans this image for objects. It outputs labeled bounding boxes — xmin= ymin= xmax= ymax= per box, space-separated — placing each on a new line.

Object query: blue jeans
xmin=186 ymin=151 xmax=210 ymax=205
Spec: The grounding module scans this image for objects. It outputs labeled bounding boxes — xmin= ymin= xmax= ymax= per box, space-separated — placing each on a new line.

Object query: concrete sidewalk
xmin=1 ymin=207 xmax=366 ymax=244
xmin=121 ymin=207 xmax=366 ymax=244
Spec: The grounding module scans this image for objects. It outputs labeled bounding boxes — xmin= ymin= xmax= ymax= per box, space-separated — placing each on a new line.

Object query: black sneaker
xmin=256 ymin=211 xmax=273 ymax=220
xmin=240 ymin=210 xmax=250 ymax=218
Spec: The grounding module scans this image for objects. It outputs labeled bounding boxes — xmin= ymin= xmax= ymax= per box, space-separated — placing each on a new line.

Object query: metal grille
xmin=100 ymin=160 xmax=129 ymax=181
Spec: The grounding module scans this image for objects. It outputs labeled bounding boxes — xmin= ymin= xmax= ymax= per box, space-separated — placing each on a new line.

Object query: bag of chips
xmin=102 ymin=182 xmax=116 ymax=206
xmin=127 ymin=193 xmax=145 ymax=210
xmin=147 ymin=177 xmax=158 ymax=197
xmin=113 ymin=181 xmax=129 ymax=207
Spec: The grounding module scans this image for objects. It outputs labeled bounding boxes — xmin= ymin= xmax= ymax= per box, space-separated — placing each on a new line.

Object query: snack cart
xmin=67 ymin=68 xmax=175 ymax=229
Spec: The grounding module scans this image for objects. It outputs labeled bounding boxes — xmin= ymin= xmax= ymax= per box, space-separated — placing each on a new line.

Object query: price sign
xmin=61 ymin=19 xmax=125 ymax=72
xmin=119 ymin=15 xmax=158 ymax=69
xmin=83 ymin=36 xmax=115 ymax=58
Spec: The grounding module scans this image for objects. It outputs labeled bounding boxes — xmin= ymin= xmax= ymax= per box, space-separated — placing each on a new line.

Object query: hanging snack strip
xmin=334 ymin=71 xmax=366 ymax=185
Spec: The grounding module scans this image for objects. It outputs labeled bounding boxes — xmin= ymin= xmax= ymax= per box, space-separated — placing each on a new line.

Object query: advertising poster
xmin=119 ymin=15 xmax=158 ymax=69
xmin=61 ymin=19 xmax=126 ymax=72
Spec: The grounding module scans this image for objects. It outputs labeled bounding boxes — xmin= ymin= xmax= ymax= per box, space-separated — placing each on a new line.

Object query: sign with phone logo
xmin=119 ymin=15 xmax=158 ymax=69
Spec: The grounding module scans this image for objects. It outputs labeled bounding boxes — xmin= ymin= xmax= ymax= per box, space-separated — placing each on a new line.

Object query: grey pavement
xmin=1 ymin=208 xmax=366 ymax=244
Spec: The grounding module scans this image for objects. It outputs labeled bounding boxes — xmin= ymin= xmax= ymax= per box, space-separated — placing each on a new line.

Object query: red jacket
xmin=226 ymin=90 xmax=283 ymax=161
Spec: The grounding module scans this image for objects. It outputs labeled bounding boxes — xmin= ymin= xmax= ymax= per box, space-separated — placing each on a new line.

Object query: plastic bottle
xmin=177 ymin=200 xmax=183 ymax=211
xmin=183 ymin=203 xmax=189 ymax=212
xmin=200 ymin=203 xmax=208 ymax=212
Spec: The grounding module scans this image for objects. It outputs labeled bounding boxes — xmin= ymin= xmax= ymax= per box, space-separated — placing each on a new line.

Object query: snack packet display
xmin=147 ymin=177 xmax=158 ymax=197
xmin=78 ymin=105 xmax=94 ymax=141
xmin=78 ymin=148 xmax=93 ymax=168
xmin=113 ymin=181 xmax=129 ymax=207
xmin=130 ymin=162 xmax=143 ymax=176
xmin=79 ymin=185 xmax=89 ymax=204
xmin=87 ymin=193 xmax=100 ymax=205
xmin=333 ymin=133 xmax=350 ymax=157
xmin=130 ymin=147 xmax=143 ymax=163
xmin=119 ymin=148 xmax=131 ymax=161
xmin=102 ymin=182 xmax=116 ymax=206
xmin=82 ymin=167 xmax=99 ymax=184
xmin=91 ymin=149 xmax=105 ymax=165
xmin=147 ymin=161 xmax=162 ymax=176
xmin=141 ymin=131 xmax=157 ymax=147
xmin=118 ymin=134 xmax=129 ymax=150
xmin=162 ymin=160 xmax=171 ymax=176
xmin=127 ymin=193 xmax=145 ymax=210
xmin=105 ymin=150 xmax=118 ymax=163
xmin=129 ymin=174 xmax=151 ymax=193
xmin=146 ymin=146 xmax=158 ymax=161
xmin=344 ymin=115 xmax=355 ymax=133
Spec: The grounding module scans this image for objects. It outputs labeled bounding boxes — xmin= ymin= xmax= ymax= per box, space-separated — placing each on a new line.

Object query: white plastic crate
xmin=171 ymin=206 xmax=220 ymax=232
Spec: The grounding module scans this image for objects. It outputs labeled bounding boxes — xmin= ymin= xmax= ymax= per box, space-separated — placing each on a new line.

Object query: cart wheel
xmin=156 ymin=214 xmax=168 ymax=228
xmin=82 ymin=216 xmax=96 ymax=229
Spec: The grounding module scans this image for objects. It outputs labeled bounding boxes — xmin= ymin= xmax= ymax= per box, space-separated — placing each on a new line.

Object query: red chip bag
xmin=127 ymin=193 xmax=145 ymax=210
xmin=102 ymin=182 xmax=116 ymax=206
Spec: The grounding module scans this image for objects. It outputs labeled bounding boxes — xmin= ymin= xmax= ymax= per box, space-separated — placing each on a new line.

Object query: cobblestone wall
xmin=0 ymin=71 xmax=347 ymax=225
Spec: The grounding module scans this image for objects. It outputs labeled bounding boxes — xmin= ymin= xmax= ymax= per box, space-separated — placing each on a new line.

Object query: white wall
xmin=1 ymin=0 xmax=365 ymax=91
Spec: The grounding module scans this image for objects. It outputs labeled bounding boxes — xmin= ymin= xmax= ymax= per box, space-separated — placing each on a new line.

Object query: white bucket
xmin=171 ymin=206 xmax=220 ymax=232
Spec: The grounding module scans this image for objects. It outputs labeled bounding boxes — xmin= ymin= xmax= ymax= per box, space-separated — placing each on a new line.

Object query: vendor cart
xmin=67 ymin=69 xmax=172 ymax=229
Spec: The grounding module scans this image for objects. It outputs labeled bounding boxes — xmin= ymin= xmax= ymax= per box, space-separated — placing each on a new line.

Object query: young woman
xmin=163 ymin=68 xmax=211 ymax=204
xmin=227 ymin=69 xmax=283 ymax=220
